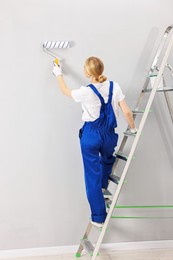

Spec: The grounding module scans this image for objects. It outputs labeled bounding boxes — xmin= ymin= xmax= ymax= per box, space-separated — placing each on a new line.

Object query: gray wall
xmin=0 ymin=0 xmax=173 ymax=250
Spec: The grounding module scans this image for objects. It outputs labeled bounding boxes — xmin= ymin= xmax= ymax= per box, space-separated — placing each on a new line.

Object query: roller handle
xmin=54 ymin=58 xmax=59 ymax=65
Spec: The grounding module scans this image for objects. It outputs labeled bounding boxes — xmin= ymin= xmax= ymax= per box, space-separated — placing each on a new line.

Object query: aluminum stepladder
xmin=76 ymin=25 xmax=173 ymax=259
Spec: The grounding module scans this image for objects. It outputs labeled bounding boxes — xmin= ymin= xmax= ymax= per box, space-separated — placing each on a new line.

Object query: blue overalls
xmin=79 ymin=81 xmax=118 ymax=223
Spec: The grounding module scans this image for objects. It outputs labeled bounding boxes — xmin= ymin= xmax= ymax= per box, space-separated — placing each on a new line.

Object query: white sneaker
xmin=91 ymin=220 xmax=104 ymax=228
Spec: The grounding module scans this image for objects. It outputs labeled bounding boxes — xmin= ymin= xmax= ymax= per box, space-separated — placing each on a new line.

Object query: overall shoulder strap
xmin=87 ymin=84 xmax=105 ymax=105
xmin=108 ymin=81 xmax=114 ymax=103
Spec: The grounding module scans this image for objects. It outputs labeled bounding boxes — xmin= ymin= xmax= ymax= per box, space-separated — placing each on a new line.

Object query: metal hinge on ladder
xmin=76 ymin=25 xmax=173 ymax=260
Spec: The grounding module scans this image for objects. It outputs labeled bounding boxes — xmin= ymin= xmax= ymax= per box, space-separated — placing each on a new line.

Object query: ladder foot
xmin=76 ymin=243 xmax=84 ymax=258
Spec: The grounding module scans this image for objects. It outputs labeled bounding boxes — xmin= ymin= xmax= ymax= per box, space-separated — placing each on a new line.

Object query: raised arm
xmin=53 ymin=62 xmax=72 ymax=98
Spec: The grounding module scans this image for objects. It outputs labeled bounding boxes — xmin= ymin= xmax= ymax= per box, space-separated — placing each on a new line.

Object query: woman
xmin=52 ymin=57 xmax=137 ymax=227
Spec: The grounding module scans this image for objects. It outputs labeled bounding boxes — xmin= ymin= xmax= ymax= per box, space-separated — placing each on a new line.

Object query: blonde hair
xmin=85 ymin=56 xmax=107 ymax=83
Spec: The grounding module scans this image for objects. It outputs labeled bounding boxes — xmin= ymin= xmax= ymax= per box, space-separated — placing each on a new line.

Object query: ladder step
xmin=114 ymin=152 xmax=128 ymax=161
xmin=148 ymin=74 xmax=158 ymax=78
xmin=103 ymin=189 xmax=113 ymax=199
xmin=132 ymin=109 xmax=145 ymax=114
xmin=105 ymin=199 xmax=112 ymax=207
xmin=109 ymin=174 xmax=120 ymax=184
xmin=142 ymin=87 xmax=173 ymax=93
xmin=80 ymin=238 xmax=94 ymax=256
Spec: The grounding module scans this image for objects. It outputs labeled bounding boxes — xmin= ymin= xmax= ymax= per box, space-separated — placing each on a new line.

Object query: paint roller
xmin=43 ymin=41 xmax=71 ymax=65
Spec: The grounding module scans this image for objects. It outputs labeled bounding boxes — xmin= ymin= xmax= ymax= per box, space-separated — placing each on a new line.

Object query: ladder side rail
xmin=134 ymin=77 xmax=151 ymax=108
xmin=151 ymin=35 xmax=168 ymax=70
xmin=151 ymin=25 xmax=173 ymax=70
xmin=163 ymin=76 xmax=173 ymax=123
xmin=76 ymin=222 xmax=93 ymax=256
xmin=163 ymin=92 xmax=173 ymax=123
xmin=91 ymin=32 xmax=173 ymax=260
xmin=112 ymin=136 xmax=128 ymax=170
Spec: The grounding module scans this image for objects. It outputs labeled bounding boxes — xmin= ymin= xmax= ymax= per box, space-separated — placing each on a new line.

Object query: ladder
xmin=76 ymin=25 xmax=173 ymax=259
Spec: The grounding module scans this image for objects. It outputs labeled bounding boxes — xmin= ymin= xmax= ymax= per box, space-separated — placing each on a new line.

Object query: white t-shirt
xmin=71 ymin=80 xmax=125 ymax=122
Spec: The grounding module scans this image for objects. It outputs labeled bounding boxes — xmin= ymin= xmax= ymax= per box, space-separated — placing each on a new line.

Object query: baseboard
xmin=101 ymin=240 xmax=173 ymax=251
xmin=0 ymin=240 xmax=173 ymax=259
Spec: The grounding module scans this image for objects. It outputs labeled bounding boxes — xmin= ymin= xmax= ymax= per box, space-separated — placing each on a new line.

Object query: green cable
xmin=111 ymin=216 xmax=173 ymax=219
xmin=109 ymin=205 xmax=173 ymax=219
xmin=114 ymin=205 xmax=173 ymax=209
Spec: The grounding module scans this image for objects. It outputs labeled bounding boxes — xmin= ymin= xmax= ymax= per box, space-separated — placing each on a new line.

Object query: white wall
xmin=0 ymin=0 xmax=173 ymax=250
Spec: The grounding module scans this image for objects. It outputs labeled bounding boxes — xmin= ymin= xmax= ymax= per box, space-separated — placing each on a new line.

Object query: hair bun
xmin=98 ymin=75 xmax=107 ymax=83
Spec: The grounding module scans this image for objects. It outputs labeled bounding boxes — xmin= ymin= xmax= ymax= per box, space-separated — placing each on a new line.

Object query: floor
xmin=5 ymin=248 xmax=173 ymax=260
